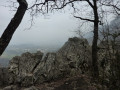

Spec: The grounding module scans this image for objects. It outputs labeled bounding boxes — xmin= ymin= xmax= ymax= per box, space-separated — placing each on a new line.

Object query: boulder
xmin=56 ymin=37 xmax=92 ymax=74
xmin=33 ymin=53 xmax=61 ymax=84
xmin=9 ymin=51 xmax=43 ymax=75
xmin=8 ymin=51 xmax=43 ymax=86
xmin=34 ymin=37 xmax=92 ymax=84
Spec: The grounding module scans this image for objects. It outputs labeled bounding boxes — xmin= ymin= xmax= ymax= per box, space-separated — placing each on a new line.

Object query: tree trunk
xmin=92 ymin=0 xmax=99 ymax=78
xmin=0 ymin=0 xmax=28 ymax=56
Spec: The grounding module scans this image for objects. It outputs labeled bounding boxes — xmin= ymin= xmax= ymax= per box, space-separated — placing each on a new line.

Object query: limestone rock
xmin=56 ymin=37 xmax=91 ymax=74
xmin=33 ymin=53 xmax=60 ymax=84
xmin=9 ymin=51 xmax=43 ymax=75
xmin=7 ymin=37 xmax=91 ymax=87
xmin=34 ymin=37 xmax=91 ymax=84
xmin=8 ymin=51 xmax=43 ymax=86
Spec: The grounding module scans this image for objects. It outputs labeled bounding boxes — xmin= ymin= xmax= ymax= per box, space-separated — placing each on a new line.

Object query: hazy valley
xmin=0 ymin=44 xmax=61 ymax=67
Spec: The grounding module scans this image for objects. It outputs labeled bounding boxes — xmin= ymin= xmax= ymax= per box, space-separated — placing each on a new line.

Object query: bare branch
xmin=28 ymin=2 xmax=44 ymax=10
xmin=54 ymin=0 xmax=86 ymax=9
xmin=86 ymin=0 xmax=94 ymax=8
xmin=100 ymin=1 xmax=120 ymax=15
xmin=74 ymin=15 xmax=94 ymax=22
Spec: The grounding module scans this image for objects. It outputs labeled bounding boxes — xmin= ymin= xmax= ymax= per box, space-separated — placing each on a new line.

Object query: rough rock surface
xmin=2 ymin=75 xmax=103 ymax=90
xmin=2 ymin=85 xmax=19 ymax=90
xmin=56 ymin=37 xmax=91 ymax=74
xmin=33 ymin=37 xmax=91 ymax=84
xmin=9 ymin=51 xmax=43 ymax=75
xmin=23 ymin=86 xmax=39 ymax=90
xmin=9 ymin=51 xmax=43 ymax=86
xmin=0 ymin=37 xmax=92 ymax=88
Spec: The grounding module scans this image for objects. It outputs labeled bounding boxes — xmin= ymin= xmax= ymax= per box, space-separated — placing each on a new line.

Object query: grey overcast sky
xmin=0 ymin=0 xmax=79 ymax=46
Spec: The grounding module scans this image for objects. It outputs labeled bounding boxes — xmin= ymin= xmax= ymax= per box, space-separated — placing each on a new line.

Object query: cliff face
xmin=0 ymin=37 xmax=92 ymax=89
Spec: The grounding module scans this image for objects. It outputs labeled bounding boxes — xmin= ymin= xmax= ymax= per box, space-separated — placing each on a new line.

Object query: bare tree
xmin=0 ymin=0 xmax=28 ymax=56
xmin=28 ymin=0 xmax=101 ymax=78
xmin=56 ymin=0 xmax=100 ymax=78
xmin=99 ymin=17 xmax=120 ymax=89
xmin=101 ymin=0 xmax=120 ymax=15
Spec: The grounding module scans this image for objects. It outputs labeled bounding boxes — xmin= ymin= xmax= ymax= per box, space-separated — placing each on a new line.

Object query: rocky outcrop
xmin=9 ymin=51 xmax=43 ymax=75
xmin=33 ymin=37 xmax=92 ymax=84
xmin=8 ymin=51 xmax=43 ymax=86
xmin=56 ymin=37 xmax=91 ymax=74
xmin=0 ymin=37 xmax=92 ymax=88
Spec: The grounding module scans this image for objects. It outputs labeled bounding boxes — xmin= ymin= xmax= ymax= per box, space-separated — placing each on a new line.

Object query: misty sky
xmin=0 ymin=0 xmax=79 ymax=46
xmin=0 ymin=0 xmax=115 ymax=47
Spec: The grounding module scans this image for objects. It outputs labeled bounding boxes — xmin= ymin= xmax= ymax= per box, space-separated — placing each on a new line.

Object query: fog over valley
xmin=0 ymin=0 xmax=119 ymax=67
xmin=0 ymin=0 xmax=79 ymax=67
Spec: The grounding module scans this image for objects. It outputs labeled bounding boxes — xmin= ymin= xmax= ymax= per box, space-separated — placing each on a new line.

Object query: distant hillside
xmin=84 ymin=15 xmax=120 ymax=44
xmin=0 ymin=58 xmax=9 ymax=67
xmin=0 ymin=44 xmax=61 ymax=67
